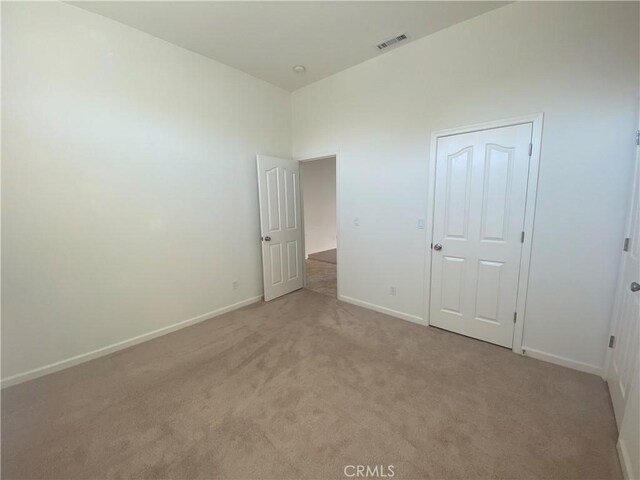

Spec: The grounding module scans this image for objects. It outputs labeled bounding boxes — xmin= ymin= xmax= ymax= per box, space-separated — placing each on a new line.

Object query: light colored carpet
xmin=1 ymin=290 xmax=621 ymax=479
xmin=305 ymin=258 xmax=337 ymax=298
xmin=307 ymin=248 xmax=336 ymax=264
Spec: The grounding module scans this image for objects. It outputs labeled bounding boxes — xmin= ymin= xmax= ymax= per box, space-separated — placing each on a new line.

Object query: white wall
xmin=292 ymin=1 xmax=640 ymax=372
xmin=301 ymin=157 xmax=336 ymax=255
xmin=1 ymin=2 xmax=291 ymax=382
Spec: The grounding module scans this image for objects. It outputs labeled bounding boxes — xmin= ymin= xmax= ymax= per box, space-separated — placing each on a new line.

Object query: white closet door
xmin=430 ymin=123 xmax=533 ymax=347
xmin=608 ymin=140 xmax=640 ymax=428
xmin=607 ymin=116 xmax=640 ymax=480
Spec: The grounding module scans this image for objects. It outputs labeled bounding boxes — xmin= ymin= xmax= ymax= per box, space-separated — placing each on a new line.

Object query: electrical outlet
xmin=390 ymin=285 xmax=397 ymax=296
xmin=417 ymin=218 xmax=425 ymax=229
xmin=232 ymin=280 xmax=238 ymax=290
xmin=353 ymin=217 xmax=360 ymax=227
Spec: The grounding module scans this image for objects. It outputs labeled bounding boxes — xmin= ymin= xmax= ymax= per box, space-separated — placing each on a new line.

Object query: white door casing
xmin=257 ymin=155 xmax=304 ymax=301
xmin=617 ymin=368 xmax=639 ymax=480
xmin=607 ymin=138 xmax=640 ymax=429
xmin=429 ymin=123 xmax=533 ymax=348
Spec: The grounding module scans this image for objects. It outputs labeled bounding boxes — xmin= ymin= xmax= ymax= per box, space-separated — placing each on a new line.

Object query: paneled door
xmin=430 ymin=123 xmax=533 ymax=347
xmin=257 ymin=155 xmax=304 ymax=301
xmin=607 ymin=133 xmax=640 ymax=430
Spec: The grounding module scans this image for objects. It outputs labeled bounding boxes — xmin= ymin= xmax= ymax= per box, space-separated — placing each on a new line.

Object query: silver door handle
xmin=631 ymin=282 xmax=640 ymax=292
xmin=262 ymin=236 xmax=271 ymax=242
xmin=433 ymin=243 xmax=442 ymax=251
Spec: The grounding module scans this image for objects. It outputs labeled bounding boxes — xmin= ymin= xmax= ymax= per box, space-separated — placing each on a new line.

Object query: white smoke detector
xmin=292 ymin=65 xmax=306 ymax=74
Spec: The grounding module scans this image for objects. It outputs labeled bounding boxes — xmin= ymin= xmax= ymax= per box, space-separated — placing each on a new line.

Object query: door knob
xmin=433 ymin=243 xmax=442 ymax=251
xmin=263 ymin=236 xmax=271 ymax=242
xmin=631 ymin=282 xmax=640 ymax=292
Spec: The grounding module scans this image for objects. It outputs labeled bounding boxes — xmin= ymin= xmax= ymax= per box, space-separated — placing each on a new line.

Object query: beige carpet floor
xmin=305 ymin=258 xmax=337 ymax=298
xmin=308 ymin=248 xmax=337 ymax=264
xmin=1 ymin=290 xmax=621 ymax=479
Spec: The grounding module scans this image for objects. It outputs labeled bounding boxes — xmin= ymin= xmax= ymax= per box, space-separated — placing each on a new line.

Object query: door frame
xmin=296 ymin=151 xmax=341 ymax=299
xmin=423 ymin=113 xmax=544 ymax=354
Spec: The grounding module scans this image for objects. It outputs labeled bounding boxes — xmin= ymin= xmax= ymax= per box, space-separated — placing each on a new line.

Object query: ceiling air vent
xmin=376 ymin=33 xmax=408 ymax=50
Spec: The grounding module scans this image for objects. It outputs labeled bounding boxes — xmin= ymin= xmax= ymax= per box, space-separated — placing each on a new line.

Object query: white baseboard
xmin=338 ymin=295 xmax=426 ymax=326
xmin=617 ymin=436 xmax=639 ymax=480
xmin=617 ymin=439 xmax=633 ymax=480
xmin=521 ymin=346 xmax=603 ymax=376
xmin=1 ymin=295 xmax=263 ymax=389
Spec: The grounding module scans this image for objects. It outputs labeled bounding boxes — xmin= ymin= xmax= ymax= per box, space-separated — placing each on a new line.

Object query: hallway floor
xmin=305 ymin=248 xmax=337 ymax=298
xmin=305 ymin=259 xmax=336 ymax=298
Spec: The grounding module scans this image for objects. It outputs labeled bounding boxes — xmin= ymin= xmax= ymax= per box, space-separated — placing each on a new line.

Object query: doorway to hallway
xmin=301 ymin=156 xmax=337 ymax=298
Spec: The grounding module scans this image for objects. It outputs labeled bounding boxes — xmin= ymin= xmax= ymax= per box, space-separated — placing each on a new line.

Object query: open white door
xmin=606 ymin=125 xmax=640 ymax=479
xmin=257 ymin=155 xmax=304 ymax=301
xmin=608 ymin=145 xmax=640 ymax=426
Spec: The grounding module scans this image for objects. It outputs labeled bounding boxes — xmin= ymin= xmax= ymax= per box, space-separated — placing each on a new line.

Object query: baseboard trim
xmin=617 ymin=437 xmax=633 ymax=480
xmin=1 ymin=295 xmax=263 ymax=389
xmin=521 ymin=346 xmax=603 ymax=376
xmin=338 ymin=295 xmax=426 ymax=326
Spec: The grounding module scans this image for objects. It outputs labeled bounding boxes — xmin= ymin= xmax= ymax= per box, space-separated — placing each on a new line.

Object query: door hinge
xmin=636 ymin=130 xmax=640 ymax=146
xmin=513 ymin=312 xmax=517 ymax=324
xmin=624 ymin=237 xmax=630 ymax=252
xmin=528 ymin=143 xmax=533 ymax=156
xmin=609 ymin=335 xmax=615 ymax=348
xmin=521 ymin=231 xmax=525 ymax=243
